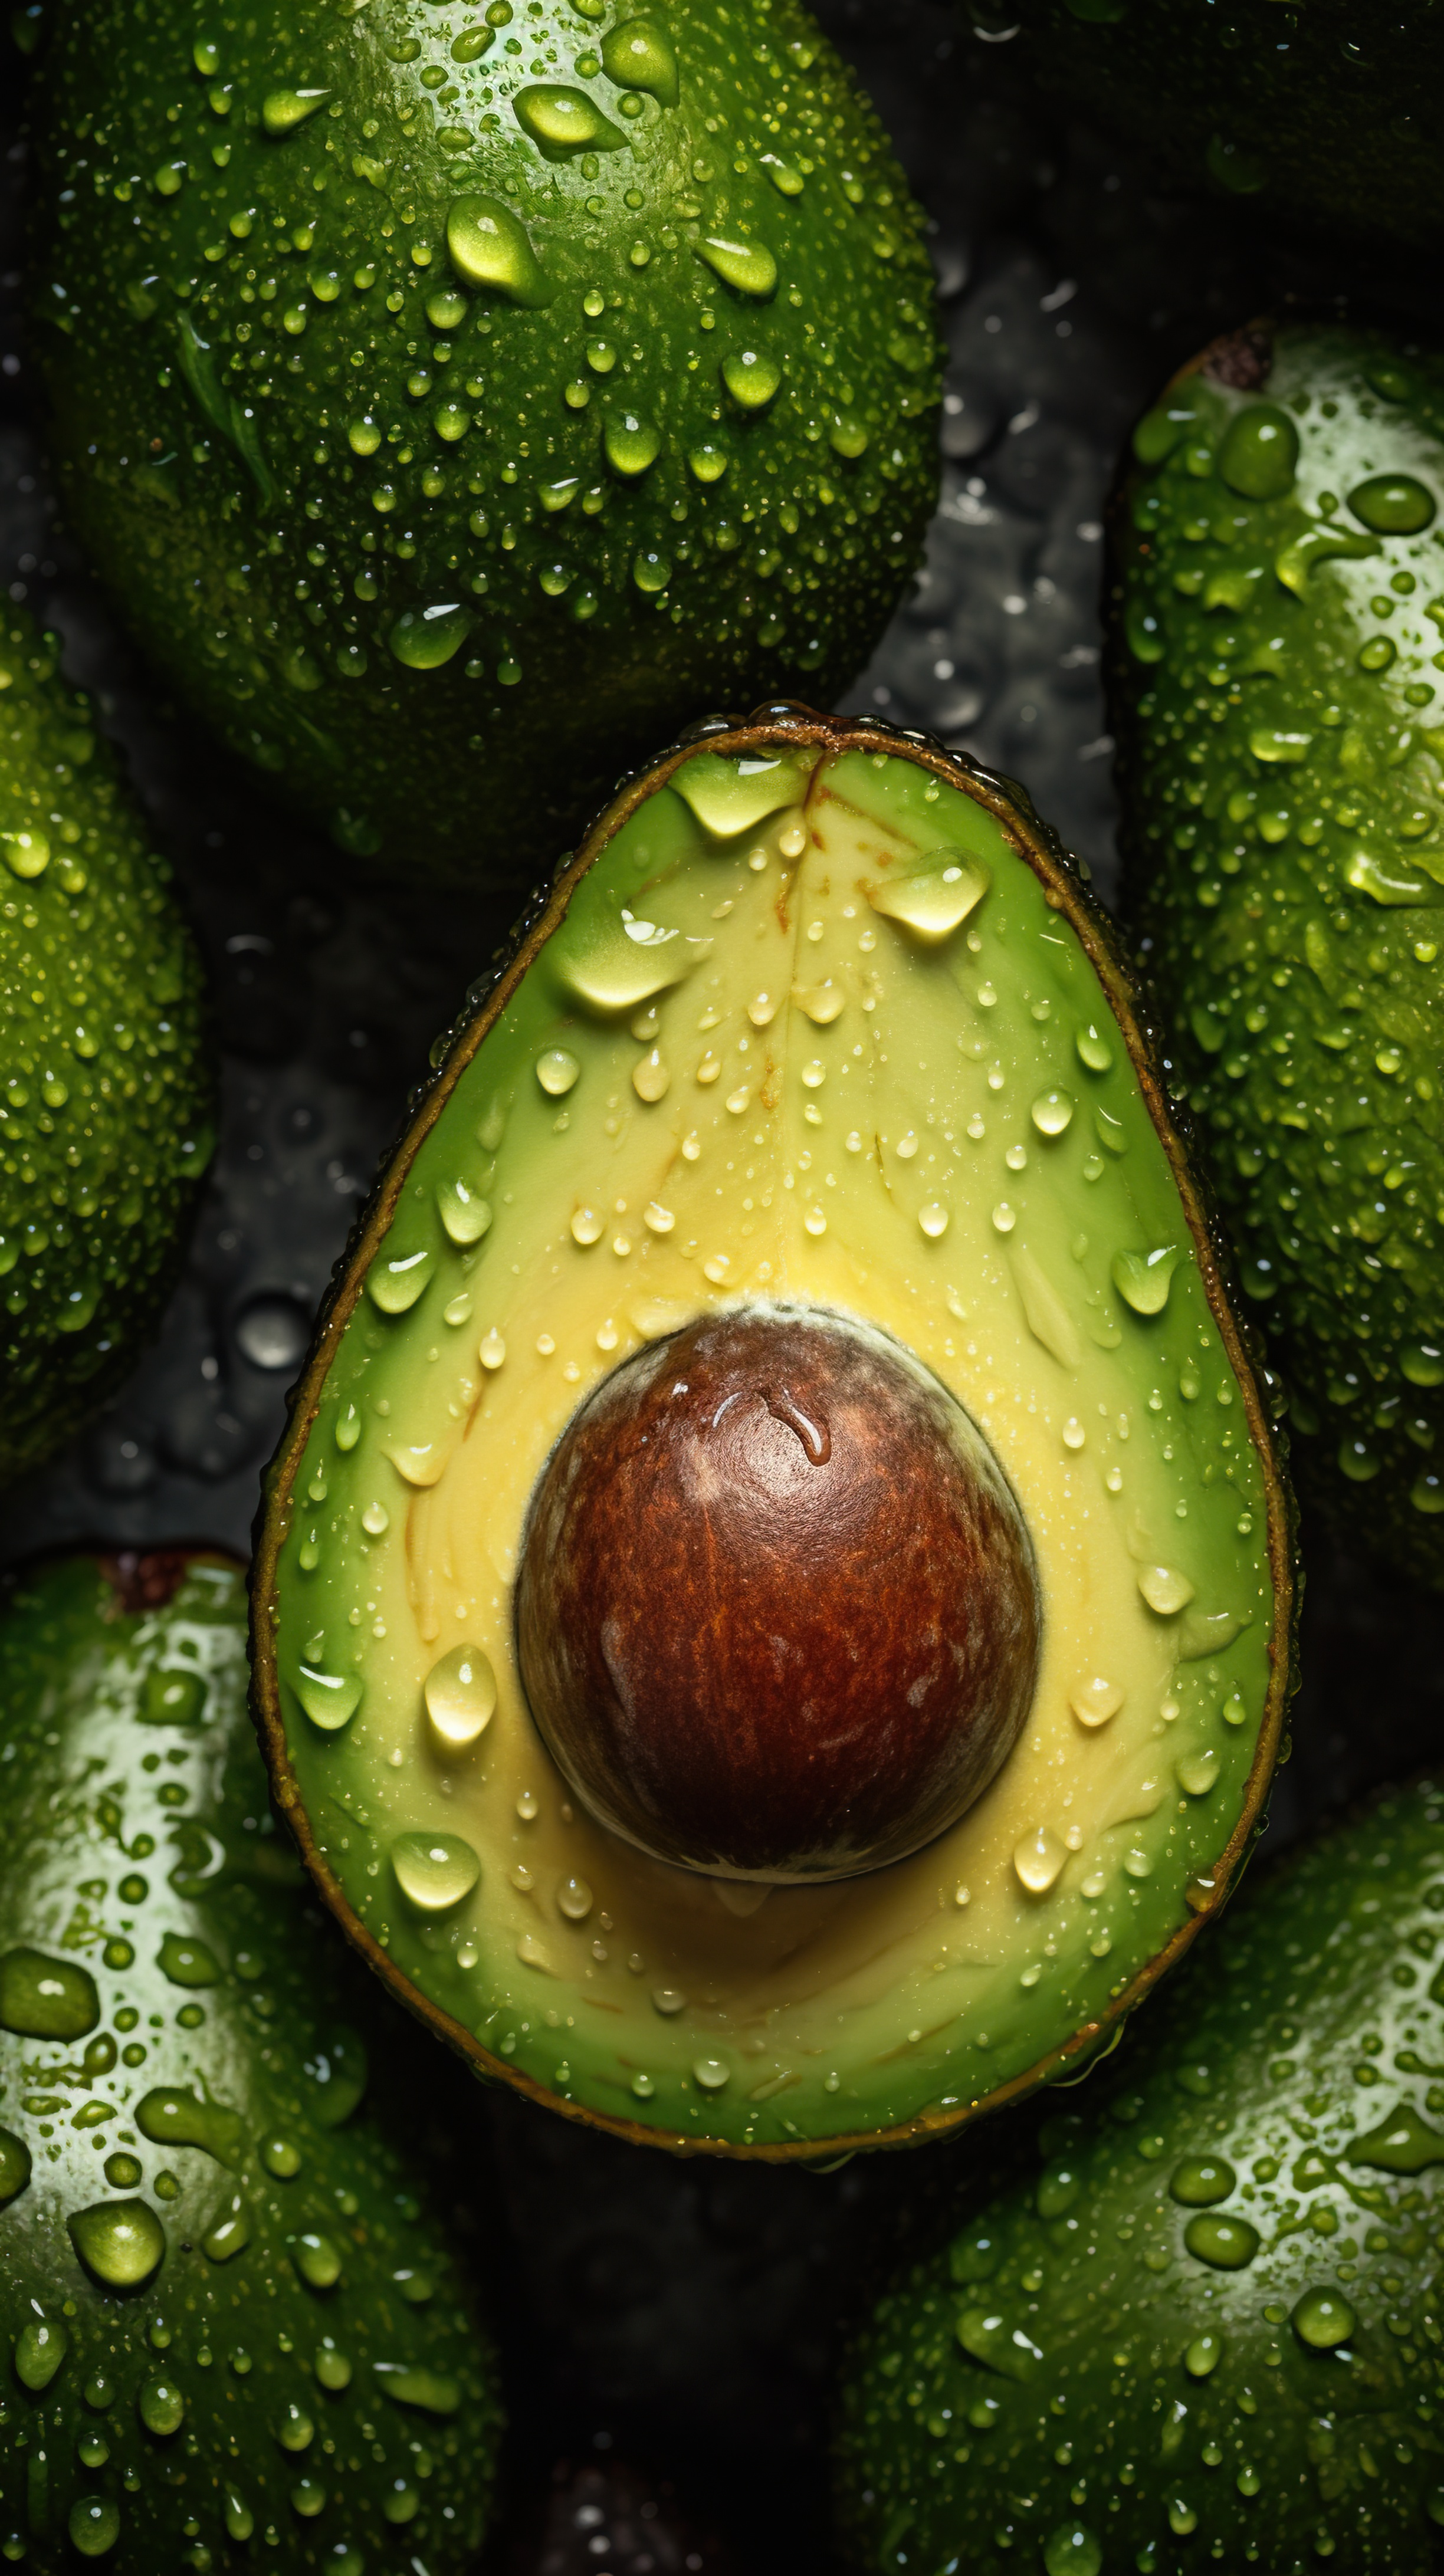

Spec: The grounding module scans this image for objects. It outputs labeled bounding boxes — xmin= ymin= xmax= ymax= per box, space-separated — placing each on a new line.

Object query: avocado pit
xmin=515 ymin=1305 xmax=1042 ymax=1882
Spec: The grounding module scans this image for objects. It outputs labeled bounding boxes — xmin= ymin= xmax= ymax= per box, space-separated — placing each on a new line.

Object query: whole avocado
xmin=997 ymin=1 xmax=1444 ymax=252
xmin=0 ymin=609 xmax=212 ymax=1487
xmin=1113 ymin=324 xmax=1444 ymax=1589
xmin=26 ymin=0 xmax=942 ymax=886
xmin=0 ymin=1550 xmax=503 ymax=2573
xmin=834 ymin=1777 xmax=1444 ymax=2576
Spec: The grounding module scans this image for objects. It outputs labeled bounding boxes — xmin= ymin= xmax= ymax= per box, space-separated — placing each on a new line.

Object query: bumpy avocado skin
xmin=1005 ymin=2 xmax=1444 ymax=251
xmin=1114 ymin=326 xmax=1444 ymax=1588
xmin=26 ymin=0 xmax=941 ymax=888
xmin=834 ymin=1778 xmax=1444 ymax=2576
xmin=254 ymin=714 xmax=1294 ymax=2158
xmin=0 ymin=1553 xmax=501 ymax=2574
xmin=0 ymin=610 xmax=213 ymax=1486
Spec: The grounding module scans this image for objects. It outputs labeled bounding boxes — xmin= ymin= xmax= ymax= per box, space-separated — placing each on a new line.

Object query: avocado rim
xmin=250 ymin=704 xmax=1299 ymax=2161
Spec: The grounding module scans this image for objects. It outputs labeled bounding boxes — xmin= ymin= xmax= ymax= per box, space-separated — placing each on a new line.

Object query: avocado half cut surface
xmin=26 ymin=0 xmax=941 ymax=886
xmin=1114 ymin=322 xmax=1444 ymax=1590
xmin=254 ymin=709 xmax=1296 ymax=2158
xmin=0 ymin=1550 xmax=502 ymax=2574
xmin=833 ymin=1775 xmax=1444 ymax=2576
xmin=1 ymin=607 xmax=214 ymax=1485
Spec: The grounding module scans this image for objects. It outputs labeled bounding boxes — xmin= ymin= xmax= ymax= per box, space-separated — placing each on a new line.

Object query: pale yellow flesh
xmin=277 ymin=745 xmax=1275 ymax=2148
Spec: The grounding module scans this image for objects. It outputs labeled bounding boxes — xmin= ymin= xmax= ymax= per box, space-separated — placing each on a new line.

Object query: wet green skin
xmin=0 ymin=1555 xmax=501 ymax=2574
xmin=1005 ymin=2 xmax=1444 ymax=250
xmin=258 ymin=722 xmax=1291 ymax=2156
xmin=0 ymin=611 xmax=212 ymax=1485
xmin=835 ymin=1778 xmax=1444 ymax=2576
xmin=1114 ymin=326 xmax=1444 ymax=1590
xmin=26 ymin=0 xmax=941 ymax=887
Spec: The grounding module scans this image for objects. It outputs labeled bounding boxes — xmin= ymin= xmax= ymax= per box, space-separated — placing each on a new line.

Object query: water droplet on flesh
xmin=424 ymin=1645 xmax=497 ymax=1748
xmin=296 ymin=1665 xmax=362 ymax=1731
xmin=392 ymin=1831 xmax=482 ymax=1912
xmin=70 ymin=2200 xmax=166 ymax=2289
xmin=1014 ymin=1827 xmax=1066 ymax=1895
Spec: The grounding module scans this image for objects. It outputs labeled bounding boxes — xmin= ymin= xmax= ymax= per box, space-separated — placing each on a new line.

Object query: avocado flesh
xmin=833 ymin=1777 xmax=1444 ymax=2576
xmin=1006 ymin=1 xmax=1444 ymax=252
xmin=0 ymin=609 xmax=212 ymax=1484
xmin=27 ymin=0 xmax=941 ymax=887
xmin=0 ymin=1553 xmax=501 ymax=2572
xmin=1115 ymin=324 xmax=1444 ymax=1589
xmin=256 ymin=717 xmax=1294 ymax=2156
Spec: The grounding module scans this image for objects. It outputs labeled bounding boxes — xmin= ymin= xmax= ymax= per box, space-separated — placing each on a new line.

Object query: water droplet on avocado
xmin=1014 ymin=1827 xmax=1066 ymax=1894
xmin=536 ymin=1047 xmax=580 ymax=1096
xmin=1137 ymin=1565 xmax=1195 ymax=1616
xmin=436 ymin=1177 xmax=492 ymax=1244
xmin=157 ymin=1934 xmax=221 ymax=1989
xmin=137 ymin=1662 xmax=207 ymax=1726
xmin=514 ymin=83 xmax=623 ymax=155
xmin=600 ymin=15 xmax=678 ymax=105
xmin=137 ymin=2371 xmax=185 ymax=2434
xmin=389 ymin=603 xmax=473 ymax=670
xmin=136 ymin=2085 xmax=243 ymax=2162
xmin=277 ymin=2400 xmax=316 ymax=2450
xmin=693 ymin=2057 xmax=730 ymax=2091
xmin=2 ymin=828 xmax=50 ymax=879
xmin=336 ymin=1404 xmax=362 ymax=1452
xmin=1344 ymin=2101 xmax=1444 ymax=2173
xmin=424 ymin=1645 xmax=497 ymax=1749
xmin=67 ymin=2495 xmax=121 ymax=2559
xmin=1292 ymin=2287 xmax=1356 ymax=2350
xmin=1183 ymin=2213 xmax=1258 ymax=2269
xmin=697 ymin=236 xmax=777 ymax=298
xmin=1184 ymin=2332 xmax=1223 ymax=2377
xmin=392 ymin=1831 xmax=481 ymax=1911
xmin=688 ymin=440 xmax=729 ymax=482
xmin=1031 ymin=1090 xmax=1074 ymax=1136
xmin=604 ymin=410 xmax=662 ymax=475
xmin=557 ymin=1875 xmax=593 ymax=1921
xmin=314 ymin=2342 xmax=352 ymax=2391
xmin=445 ymin=196 xmax=552 ymax=305
xmin=1075 ymin=1024 xmax=1112 ymax=1073
xmin=296 ymin=1665 xmax=362 ymax=1731
xmin=69 ymin=2200 xmax=166 ymax=2288
xmin=0 ymin=2127 xmax=32 ymax=2204
xmin=1042 ymin=2526 xmax=1101 ymax=2576
xmin=203 ymin=2194 xmax=252 ymax=2262
xmin=723 ymin=346 xmax=782 ymax=409
xmin=374 ymin=2362 xmax=462 ymax=2414
xmin=1071 ymin=1677 xmax=1121 ymax=1729
xmin=1217 ymin=405 xmax=1298 ymax=501
xmin=1176 ymin=1748 xmax=1221 ymax=1798
xmin=0 ymin=1946 xmax=99 ymax=2039
xmin=1112 ymin=1246 xmax=1182 ymax=1316
xmin=1348 ymin=474 xmax=1436 ymax=534
xmin=15 ymin=2318 xmax=67 ymax=2390
xmin=917 ymin=1202 xmax=949 ymax=1240
xmin=1170 ymin=2155 xmax=1235 ymax=2206
xmin=867 ymin=851 xmax=989 ymax=939
xmin=293 ymin=2233 xmax=342 ymax=2291
xmin=367 ymin=1248 xmax=434 ymax=1314
xmin=223 ymin=2491 xmax=254 ymax=2542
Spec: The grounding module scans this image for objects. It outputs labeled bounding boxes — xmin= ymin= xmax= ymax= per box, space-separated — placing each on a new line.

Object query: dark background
xmin=4 ymin=5 xmax=1443 ymax=2567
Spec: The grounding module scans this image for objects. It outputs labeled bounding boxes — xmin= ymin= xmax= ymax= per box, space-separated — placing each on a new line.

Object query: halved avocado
xmin=253 ymin=709 xmax=1297 ymax=2158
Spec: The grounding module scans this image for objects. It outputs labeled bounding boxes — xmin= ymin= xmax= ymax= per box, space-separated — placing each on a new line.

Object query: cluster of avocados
xmin=4 ymin=0 xmax=1444 ymax=2571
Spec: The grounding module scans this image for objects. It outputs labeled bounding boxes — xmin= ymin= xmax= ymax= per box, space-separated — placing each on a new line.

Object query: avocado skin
xmin=1004 ymin=2 xmax=1444 ymax=252
xmin=1112 ymin=324 xmax=1444 ymax=1589
xmin=834 ymin=1777 xmax=1444 ymax=2575
xmin=0 ymin=1552 xmax=501 ymax=2573
xmin=26 ymin=0 xmax=941 ymax=889
xmin=0 ymin=611 xmax=212 ymax=1486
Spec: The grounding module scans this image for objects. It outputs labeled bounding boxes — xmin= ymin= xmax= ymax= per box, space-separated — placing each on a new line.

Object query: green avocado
xmin=1002 ymin=1 xmax=1444 ymax=249
xmin=1112 ymin=323 xmax=1444 ymax=1587
xmin=833 ymin=1775 xmax=1444 ymax=2576
xmin=0 ymin=1551 xmax=502 ymax=2572
xmin=0 ymin=609 xmax=213 ymax=1487
xmin=252 ymin=708 xmax=1295 ymax=2159
xmin=26 ymin=0 xmax=941 ymax=887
